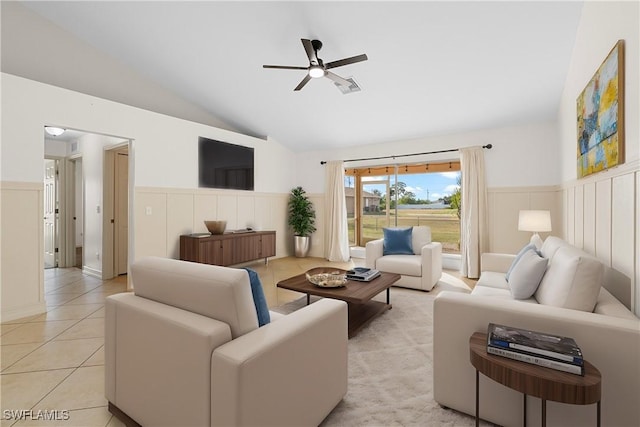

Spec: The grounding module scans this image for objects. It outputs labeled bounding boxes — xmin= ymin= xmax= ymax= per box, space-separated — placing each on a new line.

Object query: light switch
xmin=96 ymin=206 xmax=100 ymax=214
xmin=145 ymin=207 xmax=152 ymax=215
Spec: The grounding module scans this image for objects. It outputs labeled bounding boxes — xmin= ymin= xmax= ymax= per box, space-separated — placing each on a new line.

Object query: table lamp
xmin=518 ymin=210 xmax=551 ymax=249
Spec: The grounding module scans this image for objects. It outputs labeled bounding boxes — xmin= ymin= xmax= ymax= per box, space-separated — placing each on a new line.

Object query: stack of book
xmin=486 ymin=323 xmax=584 ymax=375
xmin=346 ymin=267 xmax=381 ymax=282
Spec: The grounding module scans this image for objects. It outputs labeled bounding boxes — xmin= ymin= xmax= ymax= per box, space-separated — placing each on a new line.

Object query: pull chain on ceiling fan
xmin=263 ymin=39 xmax=368 ymax=91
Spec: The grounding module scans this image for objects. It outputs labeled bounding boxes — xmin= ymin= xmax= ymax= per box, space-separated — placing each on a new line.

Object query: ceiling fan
xmin=263 ymin=39 xmax=368 ymax=91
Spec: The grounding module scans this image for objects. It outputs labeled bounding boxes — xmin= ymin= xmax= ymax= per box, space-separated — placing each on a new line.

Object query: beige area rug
xmin=272 ymin=273 xmax=491 ymax=426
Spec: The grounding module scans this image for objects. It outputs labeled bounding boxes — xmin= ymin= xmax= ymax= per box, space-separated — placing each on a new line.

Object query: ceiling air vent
xmin=334 ymin=77 xmax=361 ymax=95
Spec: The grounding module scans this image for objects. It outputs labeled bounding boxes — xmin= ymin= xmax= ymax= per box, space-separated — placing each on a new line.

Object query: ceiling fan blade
xmin=325 ymin=71 xmax=352 ymax=87
xmin=301 ymin=39 xmax=319 ymax=65
xmin=263 ymin=65 xmax=308 ymax=70
xmin=325 ymin=54 xmax=368 ymax=70
xmin=294 ymin=74 xmax=312 ymax=91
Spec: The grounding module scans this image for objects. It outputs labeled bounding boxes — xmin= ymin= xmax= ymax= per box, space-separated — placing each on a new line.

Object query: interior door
xmin=114 ymin=149 xmax=128 ymax=275
xmin=44 ymin=159 xmax=58 ymax=268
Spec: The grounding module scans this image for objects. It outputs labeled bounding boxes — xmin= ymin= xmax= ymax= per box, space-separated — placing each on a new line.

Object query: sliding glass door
xmin=345 ymin=161 xmax=462 ymax=253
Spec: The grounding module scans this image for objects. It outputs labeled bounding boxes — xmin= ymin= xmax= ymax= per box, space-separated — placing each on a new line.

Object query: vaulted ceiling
xmin=6 ymin=1 xmax=583 ymax=152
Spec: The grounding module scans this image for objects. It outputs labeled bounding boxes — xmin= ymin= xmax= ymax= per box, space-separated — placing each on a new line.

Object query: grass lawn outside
xmin=349 ymin=208 xmax=461 ymax=253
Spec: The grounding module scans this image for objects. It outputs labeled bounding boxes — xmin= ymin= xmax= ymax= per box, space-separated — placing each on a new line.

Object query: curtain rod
xmin=319 ymin=144 xmax=492 ymax=165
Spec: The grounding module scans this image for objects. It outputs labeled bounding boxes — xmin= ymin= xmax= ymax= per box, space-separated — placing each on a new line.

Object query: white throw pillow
xmin=508 ymin=250 xmax=548 ymax=299
xmin=505 ymin=243 xmax=537 ymax=281
xmin=534 ymin=246 xmax=603 ymax=312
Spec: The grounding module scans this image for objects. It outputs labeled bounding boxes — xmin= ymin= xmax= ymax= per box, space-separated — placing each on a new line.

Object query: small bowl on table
xmin=305 ymin=267 xmax=348 ymax=288
xmin=204 ymin=220 xmax=227 ymax=235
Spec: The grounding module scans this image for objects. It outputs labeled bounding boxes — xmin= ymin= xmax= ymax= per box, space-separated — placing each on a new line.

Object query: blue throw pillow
xmin=383 ymin=227 xmax=414 ymax=255
xmin=243 ymin=268 xmax=270 ymax=327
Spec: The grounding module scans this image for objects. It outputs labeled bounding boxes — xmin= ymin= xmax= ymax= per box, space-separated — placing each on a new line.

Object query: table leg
xmin=597 ymin=400 xmax=601 ymax=427
xmin=523 ymin=394 xmax=527 ymax=427
xmin=386 ymin=288 xmax=390 ymax=305
xmin=475 ymin=370 xmax=479 ymax=427
xmin=306 ymin=294 xmax=310 ymax=305
xmin=542 ymin=399 xmax=546 ymax=427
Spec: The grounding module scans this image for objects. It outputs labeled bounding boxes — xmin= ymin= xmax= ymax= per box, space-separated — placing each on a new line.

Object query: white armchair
xmin=106 ymin=257 xmax=348 ymax=427
xmin=365 ymin=226 xmax=442 ymax=291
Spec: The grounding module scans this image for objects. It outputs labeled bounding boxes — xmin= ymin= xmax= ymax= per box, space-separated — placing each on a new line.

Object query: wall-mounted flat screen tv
xmin=198 ymin=137 xmax=254 ymax=190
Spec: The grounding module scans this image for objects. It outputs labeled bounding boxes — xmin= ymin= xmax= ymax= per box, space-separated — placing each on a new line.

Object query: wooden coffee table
xmin=277 ymin=271 xmax=401 ymax=338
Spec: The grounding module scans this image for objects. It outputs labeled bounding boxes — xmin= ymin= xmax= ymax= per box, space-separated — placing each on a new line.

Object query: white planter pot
xmin=294 ymin=235 xmax=310 ymax=258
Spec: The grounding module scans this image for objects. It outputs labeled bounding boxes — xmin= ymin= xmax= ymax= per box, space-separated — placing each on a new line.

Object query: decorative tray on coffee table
xmin=305 ymin=267 xmax=348 ymax=288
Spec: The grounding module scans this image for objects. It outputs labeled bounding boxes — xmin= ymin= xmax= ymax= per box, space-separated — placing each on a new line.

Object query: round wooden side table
xmin=469 ymin=332 xmax=601 ymax=427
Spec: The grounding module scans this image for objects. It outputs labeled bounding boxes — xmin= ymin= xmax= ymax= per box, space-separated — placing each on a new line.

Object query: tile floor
xmin=1 ymin=256 xmax=471 ymax=426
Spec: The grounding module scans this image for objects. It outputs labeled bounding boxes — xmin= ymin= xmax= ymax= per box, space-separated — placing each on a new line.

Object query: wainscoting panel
xmin=487 ymin=187 xmax=560 ymax=254
xmin=636 ymin=172 xmax=640 ymax=314
xmin=193 ymin=193 xmax=218 ymax=234
xmin=237 ymin=196 xmax=256 ymax=231
xmin=611 ymin=174 xmax=635 ymax=286
xmin=167 ymin=193 xmax=194 ymax=259
xmin=0 ymin=182 xmax=46 ymax=321
xmin=574 ymin=185 xmax=584 ymax=249
xmin=583 ymin=182 xmax=596 ymax=254
xmin=563 ymin=160 xmax=639 ymax=315
xmin=595 ymin=180 xmax=612 ymax=266
xmin=134 ymin=191 xmax=168 ymax=258
xmin=217 ymin=195 xmax=239 ymax=230
xmin=136 ymin=187 xmax=292 ymax=263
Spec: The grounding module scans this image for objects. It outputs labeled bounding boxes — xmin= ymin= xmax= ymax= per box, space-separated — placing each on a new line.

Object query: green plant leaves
xmin=288 ymin=186 xmax=317 ymax=236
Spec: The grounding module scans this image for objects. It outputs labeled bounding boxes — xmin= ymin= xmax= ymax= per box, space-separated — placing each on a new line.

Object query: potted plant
xmin=288 ymin=186 xmax=316 ymax=257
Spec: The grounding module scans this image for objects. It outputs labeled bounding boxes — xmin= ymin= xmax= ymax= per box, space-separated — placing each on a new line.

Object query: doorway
xmin=44 ymin=159 xmax=59 ymax=268
xmin=43 ymin=128 xmax=133 ymax=281
xmin=113 ymin=147 xmax=129 ymax=276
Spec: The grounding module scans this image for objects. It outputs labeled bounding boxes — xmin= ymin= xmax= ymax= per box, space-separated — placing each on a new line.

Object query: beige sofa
xmin=433 ymin=237 xmax=640 ymax=426
xmin=106 ymin=257 xmax=348 ymax=427
xmin=365 ymin=226 xmax=442 ymax=291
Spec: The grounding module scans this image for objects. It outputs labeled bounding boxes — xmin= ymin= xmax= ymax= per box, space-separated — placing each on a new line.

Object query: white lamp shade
xmin=518 ymin=210 xmax=552 ymax=233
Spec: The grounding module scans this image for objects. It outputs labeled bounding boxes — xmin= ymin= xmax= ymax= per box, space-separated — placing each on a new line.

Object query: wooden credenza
xmin=180 ymin=231 xmax=276 ymax=267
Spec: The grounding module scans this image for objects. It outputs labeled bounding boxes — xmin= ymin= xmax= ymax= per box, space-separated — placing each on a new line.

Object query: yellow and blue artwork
xmin=577 ymin=40 xmax=624 ymax=178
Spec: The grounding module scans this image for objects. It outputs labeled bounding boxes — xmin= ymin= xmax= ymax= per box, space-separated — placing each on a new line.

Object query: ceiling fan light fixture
xmin=44 ymin=126 xmax=66 ymax=137
xmin=308 ymin=66 xmax=325 ymax=78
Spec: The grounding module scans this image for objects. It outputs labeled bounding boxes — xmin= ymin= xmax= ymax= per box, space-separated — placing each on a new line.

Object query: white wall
xmin=295 ymin=121 xmax=560 ymax=193
xmin=557 ymin=1 xmax=639 ymax=315
xmin=558 ymin=1 xmax=639 ymax=182
xmin=0 ymin=73 xmax=296 ymax=321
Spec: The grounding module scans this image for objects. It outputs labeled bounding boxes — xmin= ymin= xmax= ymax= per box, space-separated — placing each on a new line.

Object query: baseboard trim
xmin=82 ymin=266 xmax=102 ymax=279
xmin=1 ymin=302 xmax=46 ymax=322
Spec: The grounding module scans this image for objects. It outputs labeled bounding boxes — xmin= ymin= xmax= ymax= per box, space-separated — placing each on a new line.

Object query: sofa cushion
xmin=411 ymin=226 xmax=432 ymax=254
xmin=471 ymin=286 xmax=538 ymax=303
xmin=540 ymin=236 xmax=570 ymax=260
xmin=507 ymin=250 xmax=548 ymax=299
xmin=376 ymin=254 xmax=422 ymax=276
xmin=505 ymin=243 xmax=536 ymax=281
xmin=476 ymin=271 xmax=510 ymax=290
xmin=383 ymin=227 xmax=414 ymax=255
xmin=534 ymin=246 xmax=603 ymax=312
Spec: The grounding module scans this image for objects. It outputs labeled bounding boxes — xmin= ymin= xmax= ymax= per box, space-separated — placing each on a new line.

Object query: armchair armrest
xmin=421 ymin=241 xmax=442 ymax=291
xmin=433 ymin=291 xmax=640 ymax=427
xmin=365 ymin=238 xmax=384 ymax=269
xmin=481 ymin=252 xmax=515 ymax=273
xmin=105 ymin=293 xmax=232 ymax=427
xmin=211 ymin=298 xmax=348 ymax=427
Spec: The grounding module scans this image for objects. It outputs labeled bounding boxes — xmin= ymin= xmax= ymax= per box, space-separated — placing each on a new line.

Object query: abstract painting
xmin=577 ymin=40 xmax=625 ymax=178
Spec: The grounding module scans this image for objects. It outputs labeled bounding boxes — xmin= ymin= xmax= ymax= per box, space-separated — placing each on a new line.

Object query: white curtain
xmin=460 ymin=146 xmax=489 ymax=279
xmin=324 ymin=161 xmax=350 ymax=262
